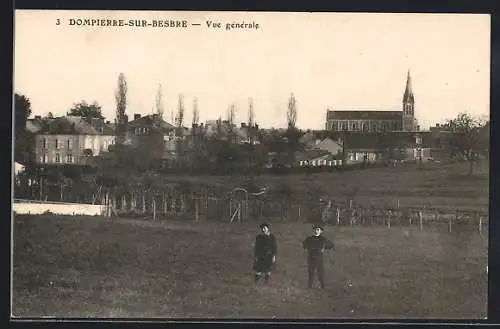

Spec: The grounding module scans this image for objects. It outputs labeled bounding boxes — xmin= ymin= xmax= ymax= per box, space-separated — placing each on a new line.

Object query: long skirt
xmin=253 ymin=255 xmax=274 ymax=273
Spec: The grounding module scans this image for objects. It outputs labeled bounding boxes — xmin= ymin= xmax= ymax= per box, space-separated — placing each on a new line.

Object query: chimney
xmin=122 ymin=114 xmax=128 ymax=125
xmin=134 ymin=114 xmax=141 ymax=120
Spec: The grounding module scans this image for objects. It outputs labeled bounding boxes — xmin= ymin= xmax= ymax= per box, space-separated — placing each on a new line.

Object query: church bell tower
xmin=402 ymin=70 xmax=417 ymax=131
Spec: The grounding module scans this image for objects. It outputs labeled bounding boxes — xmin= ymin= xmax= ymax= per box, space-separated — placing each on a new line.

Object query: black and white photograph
xmin=12 ymin=10 xmax=490 ymax=319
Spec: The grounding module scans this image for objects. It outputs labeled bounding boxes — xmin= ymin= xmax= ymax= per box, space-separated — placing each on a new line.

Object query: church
xmin=325 ymin=71 xmax=419 ymax=132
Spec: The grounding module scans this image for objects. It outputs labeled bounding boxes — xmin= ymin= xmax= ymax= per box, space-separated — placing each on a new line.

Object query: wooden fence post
xmin=195 ymin=198 xmax=199 ymax=221
xmin=162 ymin=192 xmax=166 ymax=215
xmin=153 ymin=197 xmax=156 ymax=221
xmin=142 ymin=191 xmax=146 ymax=214
xmin=387 ymin=211 xmax=391 ymax=229
xmin=419 ymin=211 xmax=423 ymax=231
xmin=448 ymin=217 xmax=452 ymax=233
xmin=298 ymin=205 xmax=301 ymax=222
xmin=478 ymin=213 xmax=483 ymax=235
xmin=106 ymin=192 xmax=110 ymax=217
xmin=122 ymin=195 xmax=127 ymax=212
xmin=336 ymin=207 xmax=340 ymax=225
xmin=452 ymin=210 xmax=459 ymax=233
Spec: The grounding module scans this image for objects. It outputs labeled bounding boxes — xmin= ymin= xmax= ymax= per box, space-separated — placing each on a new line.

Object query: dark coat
xmin=302 ymin=235 xmax=334 ymax=260
xmin=253 ymin=234 xmax=277 ymax=272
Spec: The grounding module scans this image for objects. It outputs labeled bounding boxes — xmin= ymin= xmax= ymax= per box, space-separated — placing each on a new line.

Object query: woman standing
xmin=253 ymin=223 xmax=277 ymax=285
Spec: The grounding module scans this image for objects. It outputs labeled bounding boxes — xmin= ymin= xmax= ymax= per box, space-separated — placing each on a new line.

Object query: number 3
xmin=56 ymin=19 xmax=60 ymax=25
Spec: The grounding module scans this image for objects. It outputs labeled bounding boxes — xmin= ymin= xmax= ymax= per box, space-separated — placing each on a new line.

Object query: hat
xmin=312 ymin=224 xmax=324 ymax=231
xmin=259 ymin=223 xmax=270 ymax=229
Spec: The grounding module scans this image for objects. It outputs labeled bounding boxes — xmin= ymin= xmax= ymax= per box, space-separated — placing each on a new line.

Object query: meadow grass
xmin=12 ymin=214 xmax=487 ymax=319
xmin=155 ymin=161 xmax=489 ymax=212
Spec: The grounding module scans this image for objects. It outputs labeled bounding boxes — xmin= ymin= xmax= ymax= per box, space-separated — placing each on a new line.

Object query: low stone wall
xmin=13 ymin=200 xmax=106 ymax=216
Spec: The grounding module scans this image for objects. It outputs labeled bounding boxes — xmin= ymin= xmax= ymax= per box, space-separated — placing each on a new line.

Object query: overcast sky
xmin=14 ymin=11 xmax=490 ymax=129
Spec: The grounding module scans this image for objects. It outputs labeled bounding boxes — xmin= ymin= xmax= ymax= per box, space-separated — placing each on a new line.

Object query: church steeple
xmin=402 ymin=69 xmax=414 ymax=116
xmin=403 ymin=70 xmax=414 ymax=104
xmin=402 ymin=69 xmax=417 ymax=131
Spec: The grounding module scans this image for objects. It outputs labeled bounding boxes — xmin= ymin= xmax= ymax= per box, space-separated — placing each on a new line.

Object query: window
xmin=341 ymin=122 xmax=347 ymax=130
xmin=66 ymin=154 xmax=74 ymax=163
xmin=67 ymin=139 xmax=73 ymax=150
xmin=41 ymin=138 xmax=47 ymax=148
xmin=351 ymin=123 xmax=357 ymax=131
xmin=55 ymin=139 xmax=60 ymax=149
xmin=55 ymin=153 xmax=61 ymax=163
xmin=40 ymin=154 xmax=47 ymax=163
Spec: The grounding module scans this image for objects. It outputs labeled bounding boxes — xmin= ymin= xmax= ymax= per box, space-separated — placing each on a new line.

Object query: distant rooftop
xmin=37 ymin=115 xmax=115 ymax=135
xmin=326 ymin=109 xmax=402 ymax=121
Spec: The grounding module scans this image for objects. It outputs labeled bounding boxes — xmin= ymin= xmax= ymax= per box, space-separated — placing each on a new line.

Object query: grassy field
xmin=12 ymin=214 xmax=487 ymax=319
xmin=158 ymin=161 xmax=489 ymax=212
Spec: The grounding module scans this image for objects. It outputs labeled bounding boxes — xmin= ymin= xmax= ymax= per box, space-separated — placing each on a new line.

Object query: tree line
xmin=14 ymin=72 xmax=489 ymax=192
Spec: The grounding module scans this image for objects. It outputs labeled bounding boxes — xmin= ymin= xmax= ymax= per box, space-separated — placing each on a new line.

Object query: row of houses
xmin=24 ymin=113 xmax=262 ymax=167
xmin=23 ymin=111 xmax=443 ymax=170
xmin=290 ymin=130 xmax=435 ymax=168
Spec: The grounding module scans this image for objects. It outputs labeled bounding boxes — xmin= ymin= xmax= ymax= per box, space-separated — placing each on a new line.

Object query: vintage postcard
xmin=12 ymin=10 xmax=490 ymax=320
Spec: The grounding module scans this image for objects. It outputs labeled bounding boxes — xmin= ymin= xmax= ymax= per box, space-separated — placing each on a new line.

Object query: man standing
xmin=253 ymin=223 xmax=277 ymax=285
xmin=302 ymin=224 xmax=334 ymax=288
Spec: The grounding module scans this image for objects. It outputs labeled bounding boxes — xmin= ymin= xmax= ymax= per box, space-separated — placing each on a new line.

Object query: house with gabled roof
xmin=35 ymin=115 xmax=115 ymax=166
xmin=342 ymin=131 xmax=432 ymax=164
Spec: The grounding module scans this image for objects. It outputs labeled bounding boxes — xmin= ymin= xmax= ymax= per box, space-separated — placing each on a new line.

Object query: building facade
xmin=325 ymin=71 xmax=418 ymax=133
xmin=35 ymin=116 xmax=115 ymax=166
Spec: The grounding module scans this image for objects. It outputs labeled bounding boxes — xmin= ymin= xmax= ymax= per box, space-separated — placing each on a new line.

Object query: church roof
xmin=326 ymin=110 xmax=402 ymax=121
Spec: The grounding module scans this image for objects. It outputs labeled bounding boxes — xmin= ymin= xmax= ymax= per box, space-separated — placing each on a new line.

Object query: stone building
xmin=325 ymin=70 xmax=418 ymax=132
xmin=35 ymin=116 xmax=115 ymax=166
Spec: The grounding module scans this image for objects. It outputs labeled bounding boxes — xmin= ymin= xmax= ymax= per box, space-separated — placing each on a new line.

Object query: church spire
xmin=403 ymin=69 xmax=414 ymax=103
